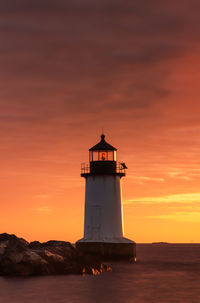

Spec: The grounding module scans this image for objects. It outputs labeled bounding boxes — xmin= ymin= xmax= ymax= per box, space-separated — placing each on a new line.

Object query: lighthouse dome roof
xmin=89 ymin=134 xmax=117 ymax=151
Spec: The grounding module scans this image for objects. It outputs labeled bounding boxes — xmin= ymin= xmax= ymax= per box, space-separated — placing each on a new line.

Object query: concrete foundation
xmin=76 ymin=241 xmax=136 ymax=261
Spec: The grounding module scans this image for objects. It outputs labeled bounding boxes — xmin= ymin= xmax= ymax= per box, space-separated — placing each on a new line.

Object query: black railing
xmin=81 ymin=162 xmax=126 ymax=175
xmin=81 ymin=162 xmax=90 ymax=174
xmin=116 ymin=163 xmax=126 ymax=174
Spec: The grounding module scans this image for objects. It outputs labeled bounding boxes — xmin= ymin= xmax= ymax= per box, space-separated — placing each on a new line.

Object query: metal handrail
xmin=116 ymin=163 xmax=126 ymax=174
xmin=81 ymin=162 xmax=126 ymax=175
xmin=81 ymin=163 xmax=90 ymax=174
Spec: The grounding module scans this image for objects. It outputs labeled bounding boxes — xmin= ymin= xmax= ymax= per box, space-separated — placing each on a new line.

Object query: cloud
xmin=0 ymin=0 xmax=199 ymax=138
xmin=148 ymin=211 xmax=200 ymax=222
xmin=125 ymin=193 xmax=200 ymax=223
xmin=129 ymin=176 xmax=165 ymax=183
xmin=1 ymin=1 xmax=200 ymax=241
xmin=168 ymin=172 xmax=192 ymax=181
xmin=126 ymin=193 xmax=200 ymax=205
xmin=36 ymin=206 xmax=53 ymax=212
xmin=0 ymin=0 xmax=198 ymax=140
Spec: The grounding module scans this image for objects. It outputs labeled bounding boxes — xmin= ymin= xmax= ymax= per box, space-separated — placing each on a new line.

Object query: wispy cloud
xmin=168 ymin=171 xmax=192 ymax=181
xmin=129 ymin=175 xmax=165 ymax=183
xmin=36 ymin=206 xmax=53 ymax=212
xmin=125 ymin=193 xmax=200 ymax=222
xmin=148 ymin=211 xmax=200 ymax=222
xmin=126 ymin=193 xmax=200 ymax=205
xmin=1 ymin=1 xmax=200 ymax=241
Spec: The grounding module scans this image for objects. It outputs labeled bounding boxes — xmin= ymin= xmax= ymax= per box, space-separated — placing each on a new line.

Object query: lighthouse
xmin=76 ymin=134 xmax=136 ymax=260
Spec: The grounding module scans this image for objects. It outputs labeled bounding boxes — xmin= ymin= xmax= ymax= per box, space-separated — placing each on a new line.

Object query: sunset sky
xmin=1 ymin=0 xmax=200 ymax=243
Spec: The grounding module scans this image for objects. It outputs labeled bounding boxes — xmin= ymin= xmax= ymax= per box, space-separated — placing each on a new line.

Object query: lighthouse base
xmin=75 ymin=241 xmax=136 ymax=261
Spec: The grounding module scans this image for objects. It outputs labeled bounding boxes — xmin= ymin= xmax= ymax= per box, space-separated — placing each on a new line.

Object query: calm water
xmin=0 ymin=244 xmax=200 ymax=303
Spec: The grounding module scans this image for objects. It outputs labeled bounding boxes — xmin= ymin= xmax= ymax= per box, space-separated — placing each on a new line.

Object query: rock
xmin=0 ymin=233 xmax=111 ymax=276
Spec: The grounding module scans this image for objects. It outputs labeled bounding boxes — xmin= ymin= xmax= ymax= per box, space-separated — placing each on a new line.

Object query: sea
xmin=0 ymin=244 xmax=200 ymax=303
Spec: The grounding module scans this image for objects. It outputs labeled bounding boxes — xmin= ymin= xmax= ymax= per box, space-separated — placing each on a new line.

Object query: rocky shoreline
xmin=0 ymin=233 xmax=112 ymax=276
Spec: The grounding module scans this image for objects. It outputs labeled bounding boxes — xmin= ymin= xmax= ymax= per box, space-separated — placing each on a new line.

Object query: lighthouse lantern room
xmin=76 ymin=134 xmax=136 ymax=260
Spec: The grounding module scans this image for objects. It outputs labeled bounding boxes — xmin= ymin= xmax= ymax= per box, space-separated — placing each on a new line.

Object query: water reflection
xmin=0 ymin=244 xmax=200 ymax=303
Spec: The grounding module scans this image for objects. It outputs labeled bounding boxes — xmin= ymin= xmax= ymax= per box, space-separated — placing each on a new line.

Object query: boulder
xmin=0 ymin=233 xmax=111 ymax=276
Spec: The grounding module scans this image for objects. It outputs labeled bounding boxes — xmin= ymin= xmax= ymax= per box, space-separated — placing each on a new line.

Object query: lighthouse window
xmin=98 ymin=151 xmax=106 ymax=161
xmin=114 ymin=151 xmax=117 ymax=161
xmin=107 ymin=151 xmax=114 ymax=161
xmin=100 ymin=152 xmax=106 ymax=161
xmin=90 ymin=150 xmax=115 ymax=161
xmin=92 ymin=151 xmax=99 ymax=161
xmin=89 ymin=151 xmax=93 ymax=161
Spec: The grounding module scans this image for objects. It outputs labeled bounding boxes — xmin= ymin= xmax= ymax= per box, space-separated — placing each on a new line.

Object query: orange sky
xmin=0 ymin=0 xmax=200 ymax=243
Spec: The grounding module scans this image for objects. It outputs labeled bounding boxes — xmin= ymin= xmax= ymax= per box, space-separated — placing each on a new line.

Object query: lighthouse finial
xmin=101 ymin=127 xmax=105 ymax=141
xmin=101 ymin=133 xmax=105 ymax=141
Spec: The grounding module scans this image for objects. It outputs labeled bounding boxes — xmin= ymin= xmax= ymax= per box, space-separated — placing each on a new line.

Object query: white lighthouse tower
xmin=76 ymin=134 xmax=136 ymax=260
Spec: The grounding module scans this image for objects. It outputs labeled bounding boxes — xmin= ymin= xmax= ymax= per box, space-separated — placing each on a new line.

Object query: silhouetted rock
xmin=0 ymin=233 xmax=111 ymax=276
